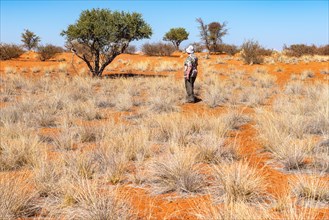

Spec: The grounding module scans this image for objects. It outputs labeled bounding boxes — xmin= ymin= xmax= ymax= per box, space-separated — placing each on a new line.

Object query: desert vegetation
xmin=1 ymin=6 xmax=329 ymax=220
xmin=1 ymin=48 xmax=328 ymax=219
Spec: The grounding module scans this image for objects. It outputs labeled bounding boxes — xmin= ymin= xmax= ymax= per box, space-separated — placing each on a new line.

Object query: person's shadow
xmin=194 ymin=97 xmax=202 ymax=103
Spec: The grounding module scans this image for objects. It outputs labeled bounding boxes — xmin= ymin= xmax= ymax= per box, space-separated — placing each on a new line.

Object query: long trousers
xmin=185 ymin=76 xmax=196 ymax=102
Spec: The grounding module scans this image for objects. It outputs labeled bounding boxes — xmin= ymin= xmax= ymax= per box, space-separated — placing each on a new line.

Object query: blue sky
xmin=1 ymin=0 xmax=328 ymax=51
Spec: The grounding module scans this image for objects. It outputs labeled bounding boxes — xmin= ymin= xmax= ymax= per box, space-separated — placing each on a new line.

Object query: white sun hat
xmin=185 ymin=45 xmax=194 ymax=54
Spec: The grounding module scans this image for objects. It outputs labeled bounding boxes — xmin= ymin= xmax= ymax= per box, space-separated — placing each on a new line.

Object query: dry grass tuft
xmin=148 ymin=149 xmax=207 ymax=194
xmin=154 ymin=61 xmax=181 ymax=72
xmin=4 ymin=66 xmax=17 ymax=74
xmin=0 ymin=128 xmax=46 ymax=171
xmin=0 ymin=173 xmax=38 ymax=218
xmin=194 ymin=202 xmax=272 ymax=220
xmin=291 ymin=175 xmax=329 ymax=204
xmin=210 ymin=161 xmax=269 ymax=203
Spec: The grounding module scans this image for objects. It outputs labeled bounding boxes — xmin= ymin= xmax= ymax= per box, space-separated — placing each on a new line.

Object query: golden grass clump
xmin=0 ymin=173 xmax=38 ymax=218
xmin=148 ymin=149 xmax=207 ymax=194
xmin=210 ymin=161 xmax=270 ymax=203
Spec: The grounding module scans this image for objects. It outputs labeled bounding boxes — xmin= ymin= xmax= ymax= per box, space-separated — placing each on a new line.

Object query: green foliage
xmin=37 ymin=44 xmax=64 ymax=61
xmin=141 ymin=42 xmax=175 ymax=56
xmin=21 ymin=29 xmax=40 ymax=51
xmin=61 ymin=8 xmax=152 ymax=77
xmin=163 ymin=27 xmax=189 ymax=50
xmin=241 ymin=40 xmax=267 ymax=65
xmin=0 ymin=43 xmax=25 ymax=60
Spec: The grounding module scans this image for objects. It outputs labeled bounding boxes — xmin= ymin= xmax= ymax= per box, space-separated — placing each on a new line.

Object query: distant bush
xmin=192 ymin=42 xmax=205 ymax=53
xmin=217 ymin=44 xmax=240 ymax=55
xmin=141 ymin=42 xmax=175 ymax=56
xmin=241 ymin=40 xmax=266 ymax=65
xmin=0 ymin=43 xmax=25 ymax=60
xmin=283 ymin=44 xmax=317 ymax=57
xmin=124 ymin=45 xmax=137 ymax=54
xmin=38 ymin=44 xmax=64 ymax=61
xmin=316 ymin=44 xmax=329 ymax=56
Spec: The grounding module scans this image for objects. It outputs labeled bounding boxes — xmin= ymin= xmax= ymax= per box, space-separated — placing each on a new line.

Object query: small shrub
xmin=192 ymin=42 xmax=205 ymax=53
xmin=141 ymin=42 xmax=175 ymax=56
xmin=316 ymin=44 xmax=329 ymax=55
xmin=38 ymin=44 xmax=64 ymax=61
xmin=240 ymin=40 xmax=266 ymax=65
xmin=0 ymin=43 xmax=25 ymax=60
xmin=217 ymin=43 xmax=240 ymax=55
xmin=283 ymin=44 xmax=317 ymax=57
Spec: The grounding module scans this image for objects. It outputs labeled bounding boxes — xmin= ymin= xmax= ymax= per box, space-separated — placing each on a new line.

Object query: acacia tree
xmin=61 ymin=8 xmax=152 ymax=77
xmin=163 ymin=27 xmax=189 ymax=50
xmin=196 ymin=18 xmax=228 ymax=53
xmin=21 ymin=29 xmax=40 ymax=51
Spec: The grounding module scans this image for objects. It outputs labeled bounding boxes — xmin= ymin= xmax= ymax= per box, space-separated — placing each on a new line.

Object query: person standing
xmin=184 ymin=45 xmax=198 ymax=103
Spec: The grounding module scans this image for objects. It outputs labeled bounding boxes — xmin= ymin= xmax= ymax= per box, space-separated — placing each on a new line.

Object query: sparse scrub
xmin=58 ymin=63 xmax=68 ymax=73
xmin=217 ymin=43 xmax=240 ymax=55
xmin=33 ymin=158 xmax=67 ymax=197
xmin=292 ymin=175 xmax=329 ymax=204
xmin=147 ymin=94 xmax=181 ymax=113
xmin=31 ymin=66 xmax=41 ymax=73
xmin=0 ymin=129 xmax=46 ymax=171
xmin=194 ymin=202 xmax=272 ymax=220
xmin=63 ymin=152 xmax=96 ymax=179
xmin=249 ymin=69 xmax=276 ymax=88
xmin=211 ymin=161 xmax=269 ymax=203
xmin=238 ymin=87 xmax=268 ymax=107
xmin=141 ymin=42 xmax=176 ymax=56
xmin=240 ymin=40 xmax=266 ymax=65
xmin=134 ymin=61 xmax=150 ymax=72
xmin=0 ymin=173 xmax=38 ymax=218
xmin=301 ymin=69 xmax=315 ymax=80
xmin=38 ymin=44 xmax=64 ymax=61
xmin=154 ymin=61 xmax=180 ymax=72
xmin=0 ymin=43 xmax=25 ymax=60
xmin=222 ymin=109 xmax=250 ymax=130
xmin=284 ymin=44 xmax=317 ymax=57
xmin=4 ymin=66 xmax=17 ymax=74
xmin=69 ymin=101 xmax=103 ymax=120
xmin=148 ymin=150 xmax=207 ymax=194
xmin=114 ymin=92 xmax=134 ymax=112
xmin=92 ymin=143 xmax=129 ymax=184
xmin=203 ymin=76 xmax=230 ymax=108
xmin=284 ymin=80 xmax=305 ymax=95
xmin=57 ymin=179 xmax=132 ymax=219
xmin=53 ymin=122 xmax=79 ymax=151
xmin=196 ymin=136 xmax=239 ymax=164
